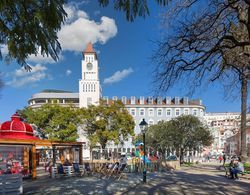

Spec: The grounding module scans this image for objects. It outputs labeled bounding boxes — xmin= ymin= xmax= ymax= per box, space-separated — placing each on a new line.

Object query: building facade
xmin=103 ymin=96 xmax=205 ymax=134
xmin=204 ymin=112 xmax=241 ymax=155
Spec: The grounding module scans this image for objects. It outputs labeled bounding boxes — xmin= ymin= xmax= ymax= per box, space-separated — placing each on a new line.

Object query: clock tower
xmin=79 ymin=42 xmax=100 ymax=108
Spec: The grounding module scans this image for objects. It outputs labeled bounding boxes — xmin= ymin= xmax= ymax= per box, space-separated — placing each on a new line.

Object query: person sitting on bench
xmin=229 ymin=158 xmax=244 ymax=179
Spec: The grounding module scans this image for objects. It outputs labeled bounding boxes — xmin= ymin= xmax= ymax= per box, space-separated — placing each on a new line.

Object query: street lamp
xmin=139 ymin=118 xmax=148 ymax=183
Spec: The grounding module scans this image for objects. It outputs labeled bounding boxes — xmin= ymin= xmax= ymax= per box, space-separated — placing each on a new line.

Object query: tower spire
xmin=84 ymin=42 xmax=95 ymax=53
xmin=83 ymin=42 xmax=97 ymax=59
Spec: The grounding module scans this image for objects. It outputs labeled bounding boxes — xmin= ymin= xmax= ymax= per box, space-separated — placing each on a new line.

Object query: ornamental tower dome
xmin=0 ymin=112 xmax=39 ymax=140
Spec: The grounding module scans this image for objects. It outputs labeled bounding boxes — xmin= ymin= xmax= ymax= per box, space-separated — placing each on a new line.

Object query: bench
xmin=0 ymin=174 xmax=23 ymax=194
xmin=51 ymin=164 xmax=85 ymax=178
xmin=63 ymin=166 xmax=74 ymax=177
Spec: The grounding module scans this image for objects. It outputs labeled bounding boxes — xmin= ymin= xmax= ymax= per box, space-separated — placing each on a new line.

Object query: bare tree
xmin=153 ymin=0 xmax=250 ymax=159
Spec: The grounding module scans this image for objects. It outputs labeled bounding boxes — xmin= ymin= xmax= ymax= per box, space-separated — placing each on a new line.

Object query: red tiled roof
xmin=84 ymin=42 xmax=95 ymax=53
xmin=83 ymin=42 xmax=97 ymax=59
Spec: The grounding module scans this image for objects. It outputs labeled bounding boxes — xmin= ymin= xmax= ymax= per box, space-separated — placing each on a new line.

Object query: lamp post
xmin=139 ymin=118 xmax=148 ymax=183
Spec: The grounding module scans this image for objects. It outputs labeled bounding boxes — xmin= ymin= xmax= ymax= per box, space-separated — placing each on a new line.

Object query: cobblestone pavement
xmin=23 ymin=163 xmax=250 ymax=195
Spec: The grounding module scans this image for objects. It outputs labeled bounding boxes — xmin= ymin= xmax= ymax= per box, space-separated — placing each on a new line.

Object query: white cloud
xmin=64 ymin=4 xmax=89 ymax=23
xmin=58 ymin=5 xmax=118 ymax=52
xmin=6 ymin=64 xmax=50 ymax=87
xmin=66 ymin=69 xmax=72 ymax=76
xmin=1 ymin=4 xmax=118 ymax=65
xmin=104 ymin=68 xmax=134 ymax=84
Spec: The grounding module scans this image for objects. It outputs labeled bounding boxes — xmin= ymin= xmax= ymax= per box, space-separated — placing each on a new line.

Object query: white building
xmin=27 ymin=43 xmax=207 ymax=159
xmin=204 ymin=112 xmax=241 ymax=154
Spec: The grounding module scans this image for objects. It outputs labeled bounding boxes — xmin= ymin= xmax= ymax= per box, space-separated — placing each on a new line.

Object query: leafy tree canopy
xmin=20 ymin=103 xmax=79 ymax=142
xmin=135 ymin=115 xmax=213 ymax=160
xmin=98 ymin=0 xmax=170 ymax=21
xmin=0 ymin=0 xmax=66 ymax=70
xmin=79 ymin=100 xmax=135 ymax=149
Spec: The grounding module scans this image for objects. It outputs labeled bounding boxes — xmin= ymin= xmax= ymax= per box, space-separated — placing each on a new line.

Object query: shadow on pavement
xmin=122 ymin=168 xmax=250 ymax=195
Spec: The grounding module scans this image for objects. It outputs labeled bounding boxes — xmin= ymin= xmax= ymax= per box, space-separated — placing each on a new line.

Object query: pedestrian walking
xmin=222 ymin=152 xmax=226 ymax=166
xmin=218 ymin=155 xmax=223 ymax=163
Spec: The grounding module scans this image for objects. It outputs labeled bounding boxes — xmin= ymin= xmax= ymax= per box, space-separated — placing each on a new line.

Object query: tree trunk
xmin=180 ymin=148 xmax=184 ymax=165
xmin=90 ymin=146 xmax=93 ymax=162
xmin=240 ymin=69 xmax=248 ymax=159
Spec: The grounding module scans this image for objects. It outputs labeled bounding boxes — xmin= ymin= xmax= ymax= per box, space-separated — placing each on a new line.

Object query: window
xmin=148 ymin=96 xmax=153 ymax=104
xmin=35 ymin=99 xmax=46 ymax=104
xmin=0 ymin=145 xmax=32 ymax=177
xmin=166 ymin=109 xmax=171 ymax=116
xmin=175 ymin=109 xmax=180 ymax=116
xmin=247 ymin=135 xmax=250 ymax=144
xmin=139 ymin=108 xmax=145 ymax=116
xmin=157 ymin=97 xmax=162 ymax=105
xmin=200 ymin=109 xmax=204 ymax=116
xmin=157 ymin=109 xmax=163 ymax=116
xmin=193 ymin=109 xmax=197 ymax=116
xmin=130 ymin=109 xmax=136 ymax=116
xmin=148 ymin=108 xmax=154 ymax=116
xmin=148 ymin=119 xmax=154 ymax=126
xmin=90 ymin=83 xmax=93 ymax=92
xmin=183 ymin=97 xmax=189 ymax=105
xmin=174 ymin=97 xmax=180 ymax=105
xmin=166 ymin=97 xmax=171 ymax=104
xmin=184 ymin=109 xmax=189 ymax=115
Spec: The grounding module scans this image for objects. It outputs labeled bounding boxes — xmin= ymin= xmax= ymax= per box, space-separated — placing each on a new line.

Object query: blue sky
xmin=0 ymin=1 xmax=241 ymax=122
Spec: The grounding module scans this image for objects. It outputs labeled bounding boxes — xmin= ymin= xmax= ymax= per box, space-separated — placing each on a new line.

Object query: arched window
xmin=148 ymin=108 xmax=154 ymax=116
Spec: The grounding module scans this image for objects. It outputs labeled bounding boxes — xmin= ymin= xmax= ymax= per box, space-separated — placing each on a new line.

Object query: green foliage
xmin=80 ymin=100 xmax=135 ymax=149
xmin=168 ymin=115 xmax=213 ymax=152
xmin=98 ymin=0 xmax=170 ymax=22
xmin=19 ymin=104 xmax=79 ymax=142
xmin=0 ymin=0 xmax=66 ymax=69
xmin=136 ymin=115 xmax=213 ymax=159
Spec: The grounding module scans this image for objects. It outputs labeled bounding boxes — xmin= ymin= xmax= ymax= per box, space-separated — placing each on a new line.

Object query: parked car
xmin=166 ymin=155 xmax=178 ymax=161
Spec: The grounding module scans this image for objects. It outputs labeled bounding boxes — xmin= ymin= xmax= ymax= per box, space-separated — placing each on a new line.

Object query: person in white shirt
xmin=119 ymin=154 xmax=127 ymax=172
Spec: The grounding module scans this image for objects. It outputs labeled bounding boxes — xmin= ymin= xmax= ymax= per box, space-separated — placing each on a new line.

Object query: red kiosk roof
xmin=0 ymin=112 xmax=39 ymax=140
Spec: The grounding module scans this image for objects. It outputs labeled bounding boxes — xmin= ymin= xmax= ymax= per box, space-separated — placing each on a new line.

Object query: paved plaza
xmin=23 ymin=163 xmax=250 ymax=195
